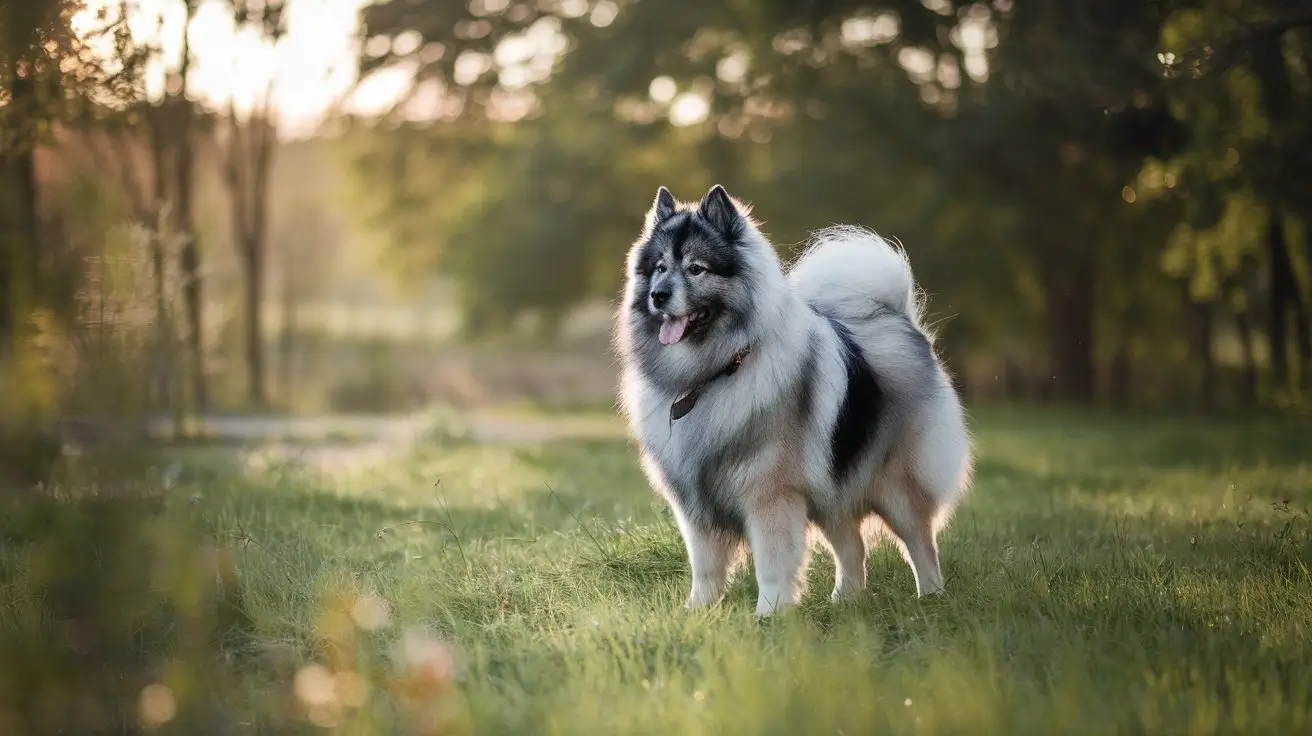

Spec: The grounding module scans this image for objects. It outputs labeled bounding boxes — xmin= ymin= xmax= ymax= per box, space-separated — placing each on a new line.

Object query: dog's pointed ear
xmin=646 ymin=186 xmax=678 ymax=230
xmin=698 ymin=184 xmax=742 ymax=236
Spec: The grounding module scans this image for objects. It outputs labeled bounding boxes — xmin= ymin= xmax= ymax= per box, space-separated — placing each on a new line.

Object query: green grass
xmin=3 ymin=407 xmax=1311 ymax=734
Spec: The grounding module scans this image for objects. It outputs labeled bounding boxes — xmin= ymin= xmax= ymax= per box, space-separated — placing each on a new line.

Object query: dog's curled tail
xmin=789 ymin=226 xmax=921 ymax=324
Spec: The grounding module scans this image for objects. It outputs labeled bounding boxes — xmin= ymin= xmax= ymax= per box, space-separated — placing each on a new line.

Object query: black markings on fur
xmin=681 ymin=473 xmax=745 ymax=536
xmin=699 ymin=185 xmax=743 ymax=238
xmin=652 ymin=187 xmax=678 ymax=224
xmin=695 ymin=221 xmax=744 ymax=277
xmin=632 ymin=241 xmax=656 ymax=280
xmin=658 ymin=213 xmax=742 ymax=278
xmin=796 ymin=329 xmax=821 ymax=425
xmin=683 ymin=427 xmax=760 ymax=535
xmin=653 ymin=205 xmax=742 ymax=273
xmin=664 ymin=212 xmax=693 ymax=262
xmin=803 ymin=496 xmax=825 ymax=524
xmin=825 ymin=315 xmax=884 ymax=484
xmin=677 ymin=395 xmax=769 ymax=536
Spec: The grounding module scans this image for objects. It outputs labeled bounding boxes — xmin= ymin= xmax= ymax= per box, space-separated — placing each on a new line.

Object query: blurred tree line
xmin=2 ymin=4 xmax=261 ymax=730
xmin=355 ymin=0 xmax=1312 ymax=412
xmin=1 ymin=0 xmax=170 ymax=477
xmin=1 ymin=0 xmax=292 ymax=470
xmin=0 ymin=4 xmax=336 ymax=731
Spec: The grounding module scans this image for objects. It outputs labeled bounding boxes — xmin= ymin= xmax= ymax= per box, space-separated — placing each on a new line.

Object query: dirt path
xmin=157 ymin=411 xmax=620 ymax=444
xmin=159 ymin=410 xmax=624 ymax=475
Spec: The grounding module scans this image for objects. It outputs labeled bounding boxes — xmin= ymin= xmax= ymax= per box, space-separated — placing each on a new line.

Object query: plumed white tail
xmin=788 ymin=226 xmax=921 ymax=324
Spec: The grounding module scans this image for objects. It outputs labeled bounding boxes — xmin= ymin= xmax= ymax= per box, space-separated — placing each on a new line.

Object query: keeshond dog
xmin=615 ymin=184 xmax=973 ymax=616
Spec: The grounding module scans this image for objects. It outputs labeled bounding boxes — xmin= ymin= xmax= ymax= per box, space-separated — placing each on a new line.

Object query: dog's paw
xmin=753 ymin=599 xmax=797 ymax=618
xmin=830 ymin=586 xmax=865 ymax=604
xmin=684 ymin=594 xmax=721 ymax=610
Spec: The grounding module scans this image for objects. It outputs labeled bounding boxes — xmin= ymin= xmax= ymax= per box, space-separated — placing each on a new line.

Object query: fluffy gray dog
xmin=615 ymin=185 xmax=973 ymax=616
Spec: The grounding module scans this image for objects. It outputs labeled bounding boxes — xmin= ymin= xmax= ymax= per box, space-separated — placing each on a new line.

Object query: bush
xmin=0 ymin=481 xmax=255 ymax=733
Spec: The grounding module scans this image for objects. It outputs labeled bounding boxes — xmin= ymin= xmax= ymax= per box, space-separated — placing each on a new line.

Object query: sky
xmin=73 ymin=0 xmax=414 ymax=138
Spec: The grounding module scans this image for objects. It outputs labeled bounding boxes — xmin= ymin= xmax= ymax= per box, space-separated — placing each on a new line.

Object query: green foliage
xmin=353 ymin=0 xmax=1312 ymax=408
xmin=0 ymin=152 xmax=179 ymax=485
xmin=0 ymin=476 xmax=253 ymax=733
xmin=1 ymin=0 xmax=161 ymax=481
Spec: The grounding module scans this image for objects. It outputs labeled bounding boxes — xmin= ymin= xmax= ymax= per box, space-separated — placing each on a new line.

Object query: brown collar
xmin=670 ymin=347 xmax=751 ymax=422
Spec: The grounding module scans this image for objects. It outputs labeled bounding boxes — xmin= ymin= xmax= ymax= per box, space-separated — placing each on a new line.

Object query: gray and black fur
xmin=616 ymin=185 xmax=973 ymax=615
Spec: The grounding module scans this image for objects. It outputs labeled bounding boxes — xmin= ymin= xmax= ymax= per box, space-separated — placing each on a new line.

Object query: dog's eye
xmin=687 ymin=263 xmax=706 ymax=276
xmin=655 ymin=263 xmax=667 ymax=275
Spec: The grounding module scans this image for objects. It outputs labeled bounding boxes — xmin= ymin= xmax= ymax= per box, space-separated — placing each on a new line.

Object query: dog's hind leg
xmin=674 ymin=512 xmax=741 ymax=609
xmin=745 ymin=491 xmax=810 ymax=616
xmin=816 ymin=515 xmax=867 ymax=601
xmin=876 ymin=484 xmax=944 ymax=597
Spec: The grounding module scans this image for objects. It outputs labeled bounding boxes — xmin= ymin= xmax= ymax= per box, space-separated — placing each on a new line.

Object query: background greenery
xmin=352 ymin=0 xmax=1312 ymax=410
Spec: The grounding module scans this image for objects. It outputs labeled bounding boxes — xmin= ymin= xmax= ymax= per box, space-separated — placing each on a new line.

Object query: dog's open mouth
xmin=658 ymin=310 xmax=710 ymax=345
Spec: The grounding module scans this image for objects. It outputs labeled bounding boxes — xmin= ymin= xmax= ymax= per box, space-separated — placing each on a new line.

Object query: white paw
xmin=754 ymin=597 xmax=795 ymax=618
xmin=685 ymin=592 xmax=721 ymax=610
xmin=830 ymin=587 xmax=862 ymax=603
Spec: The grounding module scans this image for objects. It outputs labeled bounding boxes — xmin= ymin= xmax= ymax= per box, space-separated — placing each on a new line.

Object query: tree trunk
xmin=279 ymin=269 xmax=297 ymax=410
xmin=1002 ymin=355 xmax=1023 ymax=400
xmin=175 ymin=0 xmax=206 ymax=411
xmin=1108 ymin=286 xmax=1143 ymax=410
xmin=1195 ymin=299 xmax=1216 ymax=414
xmin=0 ymin=151 xmax=39 ymax=345
xmin=1107 ymin=340 xmax=1131 ymax=409
xmin=243 ymin=242 xmax=267 ymax=408
xmin=1267 ymin=211 xmax=1295 ymax=391
xmin=1294 ymin=294 xmax=1312 ymax=391
xmin=1 ymin=72 xmax=40 ymax=346
xmin=1042 ymin=254 xmax=1097 ymax=403
xmin=145 ymin=120 xmax=172 ymax=419
xmin=1291 ymin=232 xmax=1312 ymax=389
xmin=1303 ymin=227 xmax=1312 ymax=389
xmin=1252 ymin=34 xmax=1301 ymax=394
xmin=1235 ymin=308 xmax=1259 ymax=406
xmin=222 ymin=80 xmax=277 ymax=410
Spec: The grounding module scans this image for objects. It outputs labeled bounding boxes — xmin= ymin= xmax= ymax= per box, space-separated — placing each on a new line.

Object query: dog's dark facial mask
xmin=633 ymin=186 xmax=747 ymax=346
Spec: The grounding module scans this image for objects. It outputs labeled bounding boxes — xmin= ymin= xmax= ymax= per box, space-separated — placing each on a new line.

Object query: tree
xmin=1158 ymin=0 xmax=1312 ymax=399
xmin=1 ymin=0 xmax=156 ymax=339
xmin=49 ymin=0 xmax=214 ymax=424
xmin=0 ymin=0 xmax=168 ymax=477
xmin=352 ymin=0 xmax=1312 ymax=409
xmin=165 ymin=0 xmax=208 ymax=411
xmin=1 ymin=0 xmax=70 ymax=345
xmin=220 ymin=0 xmax=285 ymax=408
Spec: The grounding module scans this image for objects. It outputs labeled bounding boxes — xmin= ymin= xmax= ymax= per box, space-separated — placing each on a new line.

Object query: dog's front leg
xmin=674 ymin=511 xmax=738 ymax=608
xmin=745 ymin=491 xmax=809 ymax=616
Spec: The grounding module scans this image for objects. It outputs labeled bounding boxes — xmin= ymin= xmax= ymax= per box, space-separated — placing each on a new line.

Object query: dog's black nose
xmin=651 ymin=289 xmax=670 ymax=308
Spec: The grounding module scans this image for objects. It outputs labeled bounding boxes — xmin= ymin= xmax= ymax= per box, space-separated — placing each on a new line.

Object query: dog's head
xmin=618 ymin=184 xmax=790 ymax=391
xmin=624 ymin=185 xmax=757 ymax=354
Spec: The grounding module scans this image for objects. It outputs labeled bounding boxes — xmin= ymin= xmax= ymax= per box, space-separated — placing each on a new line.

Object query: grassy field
xmin=3 ymin=407 xmax=1311 ymax=734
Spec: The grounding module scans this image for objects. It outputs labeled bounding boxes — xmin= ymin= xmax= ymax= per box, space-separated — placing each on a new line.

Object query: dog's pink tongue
xmin=659 ymin=315 xmax=689 ymax=345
